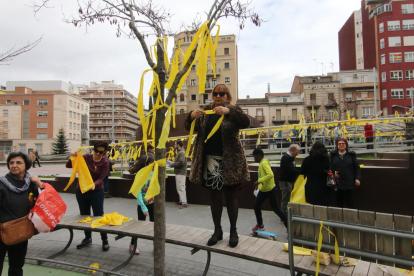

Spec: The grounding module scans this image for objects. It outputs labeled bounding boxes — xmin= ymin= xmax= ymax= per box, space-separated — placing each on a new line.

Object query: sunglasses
xmin=94 ymin=150 xmax=106 ymax=154
xmin=9 ymin=161 xmax=24 ymax=165
xmin=213 ymin=92 xmax=227 ymax=97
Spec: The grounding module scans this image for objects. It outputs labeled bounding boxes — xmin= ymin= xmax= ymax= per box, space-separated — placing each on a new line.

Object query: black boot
xmin=229 ymin=227 xmax=239 ymax=248
xmin=207 ymin=227 xmax=223 ymax=246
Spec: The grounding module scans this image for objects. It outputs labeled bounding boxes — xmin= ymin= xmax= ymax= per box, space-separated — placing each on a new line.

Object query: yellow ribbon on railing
xmin=315 ymin=221 xmax=339 ymax=276
xmin=312 ymin=105 xmax=315 ymax=123
xmin=64 ymin=153 xmax=95 ymax=193
xmin=129 ymin=159 xmax=166 ymax=200
xmin=166 ymin=147 xmax=175 ymax=161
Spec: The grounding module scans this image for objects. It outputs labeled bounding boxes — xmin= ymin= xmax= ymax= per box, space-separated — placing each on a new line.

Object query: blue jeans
xmin=76 ymin=189 xmax=107 ymax=240
xmin=103 ymin=176 xmax=109 ymax=193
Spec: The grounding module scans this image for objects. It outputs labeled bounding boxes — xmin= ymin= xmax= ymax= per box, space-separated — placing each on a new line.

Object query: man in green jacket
xmin=252 ymin=148 xmax=287 ymax=231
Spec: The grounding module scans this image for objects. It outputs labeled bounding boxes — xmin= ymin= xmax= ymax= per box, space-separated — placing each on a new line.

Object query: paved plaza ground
xmin=24 ymin=192 xmax=290 ymax=276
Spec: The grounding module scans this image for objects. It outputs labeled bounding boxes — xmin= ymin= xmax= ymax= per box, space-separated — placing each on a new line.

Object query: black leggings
xmin=0 ymin=240 xmax=27 ymax=276
xmin=130 ymin=204 xmax=154 ymax=245
xmin=210 ymin=188 xmax=238 ymax=231
xmin=336 ymin=190 xmax=354 ymax=209
xmin=254 ymin=187 xmax=287 ymax=227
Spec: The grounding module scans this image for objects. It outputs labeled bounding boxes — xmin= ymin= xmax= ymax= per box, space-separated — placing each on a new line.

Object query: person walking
xmin=33 ymin=150 xmax=41 ymax=167
xmin=300 ymin=142 xmax=331 ymax=206
xmin=168 ymin=140 xmax=188 ymax=209
xmin=279 ymin=144 xmax=300 ymax=217
xmin=29 ymin=150 xmax=36 ymax=168
xmin=330 ymin=138 xmax=361 ymax=209
xmin=251 ymin=148 xmax=287 ymax=231
xmin=364 ymin=123 xmax=374 ymax=150
xmin=185 ymin=83 xmax=250 ymax=248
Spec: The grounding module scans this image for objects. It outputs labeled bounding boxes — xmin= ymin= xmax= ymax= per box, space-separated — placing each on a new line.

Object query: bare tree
xmin=0 ymin=37 xmax=42 ymax=65
xmin=31 ymin=1 xmax=262 ymax=275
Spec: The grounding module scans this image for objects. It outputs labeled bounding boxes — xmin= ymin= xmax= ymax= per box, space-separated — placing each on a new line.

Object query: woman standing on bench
xmin=185 ymin=84 xmax=250 ymax=248
xmin=66 ymin=141 xmax=110 ymax=251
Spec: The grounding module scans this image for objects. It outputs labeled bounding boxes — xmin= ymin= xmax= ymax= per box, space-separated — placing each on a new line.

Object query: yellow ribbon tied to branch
xmin=64 ymin=153 xmax=95 ymax=193
xmin=129 ymin=159 xmax=167 ymax=200
xmin=91 ymin=212 xmax=132 ymax=228
xmin=185 ymin=110 xmax=224 ymax=157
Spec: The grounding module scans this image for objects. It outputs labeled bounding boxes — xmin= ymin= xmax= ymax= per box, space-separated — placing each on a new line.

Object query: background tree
xmin=52 ymin=127 xmax=70 ymax=154
xmin=32 ymin=1 xmax=262 ymax=274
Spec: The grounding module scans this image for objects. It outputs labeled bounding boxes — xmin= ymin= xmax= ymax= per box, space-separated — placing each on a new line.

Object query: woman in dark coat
xmin=300 ymin=142 xmax=331 ymax=206
xmin=330 ymin=138 xmax=361 ymax=208
xmin=185 ymin=84 xmax=250 ymax=248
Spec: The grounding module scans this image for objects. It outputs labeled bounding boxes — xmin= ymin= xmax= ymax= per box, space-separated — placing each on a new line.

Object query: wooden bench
xmin=286 ymin=203 xmax=414 ymax=276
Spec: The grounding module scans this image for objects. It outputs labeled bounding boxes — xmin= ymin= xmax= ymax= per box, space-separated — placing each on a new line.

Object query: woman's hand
xmin=253 ymin=181 xmax=259 ymax=190
xmin=144 ymin=212 xmax=149 ymax=217
xmin=355 ymin=179 xmax=360 ymax=187
xmin=191 ymin=109 xmax=204 ymax=120
xmin=71 ymin=151 xmax=78 ymax=157
xmin=213 ymin=106 xmax=230 ymax=115
xmin=334 ymin=171 xmax=340 ymax=179
xmin=29 ymin=176 xmax=44 ymax=189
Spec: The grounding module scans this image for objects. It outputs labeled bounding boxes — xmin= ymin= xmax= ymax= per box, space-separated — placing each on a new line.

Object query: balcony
xmin=205 ymin=82 xmax=217 ymax=90
xmin=325 ymin=99 xmax=338 ymax=108
xmin=256 ymin=116 xmax=265 ymax=122
xmin=272 ymin=116 xmax=285 ymax=125
xmin=288 ymin=115 xmax=300 ymax=124
xmin=306 ymin=100 xmax=321 ymax=108
xmin=206 ymin=68 xmax=221 ymax=76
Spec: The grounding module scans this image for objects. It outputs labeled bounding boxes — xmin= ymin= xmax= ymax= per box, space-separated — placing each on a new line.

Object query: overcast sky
xmin=0 ymin=0 xmax=362 ymax=106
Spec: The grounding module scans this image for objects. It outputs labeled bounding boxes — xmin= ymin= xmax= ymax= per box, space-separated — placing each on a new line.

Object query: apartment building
xmin=78 ymin=81 xmax=139 ymax=144
xmin=0 ymin=81 xmax=89 ymax=154
xmin=339 ymin=0 xmax=414 ymax=115
xmin=173 ymin=32 xmax=238 ymax=113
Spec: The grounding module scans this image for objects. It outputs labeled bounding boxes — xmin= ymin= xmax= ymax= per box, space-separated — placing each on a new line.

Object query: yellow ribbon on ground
xmin=90 ymin=212 xmax=132 ymax=228
xmin=315 ymin=221 xmax=339 ymax=276
xmin=129 ymin=159 xmax=166 ymax=200
xmin=88 ymin=263 xmax=99 ymax=273
xmin=64 ymin=153 xmax=95 ymax=193
xmin=283 ymin=243 xmax=312 ymax=255
xmin=77 ymin=216 xmax=92 ymax=223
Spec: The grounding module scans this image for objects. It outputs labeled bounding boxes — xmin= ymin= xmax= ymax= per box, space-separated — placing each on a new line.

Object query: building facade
xmin=78 ymin=81 xmax=139 ymax=144
xmin=339 ymin=0 xmax=414 ymax=115
xmin=173 ymin=32 xmax=238 ymax=113
xmin=0 ymin=81 xmax=89 ymax=154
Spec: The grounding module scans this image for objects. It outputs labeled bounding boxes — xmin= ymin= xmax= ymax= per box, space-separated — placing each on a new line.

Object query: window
xmin=191 ymin=94 xmax=196 ymax=101
xmin=389 ymin=53 xmax=402 ymax=63
xmin=179 ymin=94 xmax=185 ymax=102
xmin=69 ymin=122 xmax=72 ymax=129
xmin=179 ymin=109 xmax=185 ymax=114
xmin=23 ymin=100 xmax=29 ymax=105
xmin=242 ymin=109 xmax=248 ymax=114
xmin=6 ymin=100 xmax=11 ymax=104
xmin=379 ymin=22 xmax=384 ymax=33
xmin=224 ymin=48 xmax=229 ymax=55
xmin=2 ymin=121 xmax=8 ymax=129
xmin=224 ymin=62 xmax=230 ymax=69
xmin=69 ymin=111 xmax=72 ymax=118
xmin=406 ymin=70 xmax=414 ymax=80
xmin=37 ymin=133 xmax=47 ymax=139
xmin=77 ymin=123 xmax=80 ymax=130
xmin=405 ymin=52 xmax=414 ymax=62
xmin=389 ymin=36 xmax=401 ymax=47
xmin=38 ymin=99 xmax=48 ymax=106
xmin=404 ymin=36 xmax=414 ymax=46
xmin=76 ymin=134 xmax=79 ymax=140
xmin=390 ymin=70 xmax=403 ymax=80
xmin=37 ymin=122 xmax=48 ymax=128
xmin=388 ymin=20 xmax=400 ymax=31
xmin=381 ymin=54 xmax=386 ymax=64
xmin=69 ymin=100 xmax=72 ymax=107
xmin=391 ymin=89 xmax=404 ymax=99
xmin=346 ymin=92 xmax=353 ymax=101
xmin=348 ymin=109 xmax=354 ymax=117
xmin=69 ymin=133 xmax=72 ymax=139
xmin=35 ymin=144 xmax=42 ymax=154
xmin=224 ymin=77 xmax=230 ymax=84
xmin=382 ymin=89 xmax=387 ymax=100
xmin=382 ymin=71 xmax=386 ymax=82
xmin=190 ymin=79 xmax=196 ymax=86
xmin=19 ymin=144 xmax=26 ymax=153
xmin=402 ymin=4 xmax=414 ymax=14
xmin=3 ymin=110 xmax=8 ymax=117
xmin=362 ymin=107 xmax=374 ymax=117
xmin=403 ymin=19 xmax=414 ymax=30
xmin=407 ymin=88 xmax=414 ymax=98
xmin=380 ymin=38 xmax=385 ymax=49
xmin=37 ymin=111 xmax=48 ymax=117
xmin=191 ymin=65 xmax=196 ymax=71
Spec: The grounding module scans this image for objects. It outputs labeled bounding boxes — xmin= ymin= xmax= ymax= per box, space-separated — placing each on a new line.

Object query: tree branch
xmin=0 ymin=37 xmax=42 ymax=65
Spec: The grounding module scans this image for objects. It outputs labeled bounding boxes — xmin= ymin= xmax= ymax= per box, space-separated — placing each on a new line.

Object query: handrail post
xmin=287 ymin=207 xmax=294 ymax=276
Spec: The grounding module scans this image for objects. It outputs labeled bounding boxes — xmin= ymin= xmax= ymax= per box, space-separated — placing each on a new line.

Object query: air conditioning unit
xmin=353 ymin=74 xmax=358 ymax=78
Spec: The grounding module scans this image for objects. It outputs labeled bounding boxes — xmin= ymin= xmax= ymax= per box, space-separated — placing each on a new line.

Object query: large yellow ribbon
xmin=129 ymin=159 xmax=166 ymax=200
xmin=316 ymin=221 xmax=339 ymax=276
xmin=91 ymin=212 xmax=132 ymax=228
xmin=64 ymin=153 xmax=95 ymax=193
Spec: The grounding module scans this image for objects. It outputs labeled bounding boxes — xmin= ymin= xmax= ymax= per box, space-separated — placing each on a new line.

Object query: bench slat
xmin=252 ymin=240 xmax=279 ymax=259
xmin=320 ymin=261 xmax=340 ymax=276
xmin=262 ymin=241 xmax=284 ymax=262
xmin=288 ymin=202 xmax=302 ymax=242
xmin=336 ymin=265 xmax=354 ymax=276
xmin=351 ymin=260 xmax=371 ymax=276
xmin=314 ymin=205 xmax=329 ymax=253
xmin=343 ymin=208 xmax=359 ymax=259
xmin=240 ymin=238 xmax=268 ymax=256
xmin=295 ymin=255 xmax=313 ymax=270
xmin=300 ymin=204 xmax=315 ymax=248
xmin=394 ymin=214 xmax=413 ymax=270
xmin=327 ymin=207 xmax=344 ymax=247
xmin=376 ymin=213 xmax=394 ymax=266
xmin=367 ymin=262 xmax=384 ymax=276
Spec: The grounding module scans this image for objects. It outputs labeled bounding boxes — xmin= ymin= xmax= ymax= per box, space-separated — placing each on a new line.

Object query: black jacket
xmin=330 ymin=149 xmax=361 ymax=190
xmin=279 ymin=153 xmax=300 ymax=183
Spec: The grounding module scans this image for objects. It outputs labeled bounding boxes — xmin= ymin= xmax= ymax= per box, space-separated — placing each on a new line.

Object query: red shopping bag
xmin=29 ymin=183 xmax=67 ymax=233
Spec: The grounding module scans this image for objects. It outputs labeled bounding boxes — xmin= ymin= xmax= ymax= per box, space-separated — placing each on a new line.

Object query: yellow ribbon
xmin=91 ymin=212 xmax=132 ymax=228
xmin=316 ymin=221 xmax=339 ymax=276
xmin=64 ymin=153 xmax=95 ymax=193
xmin=88 ymin=263 xmax=99 ymax=273
xmin=77 ymin=216 xmax=92 ymax=223
xmin=129 ymin=159 xmax=166 ymax=200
